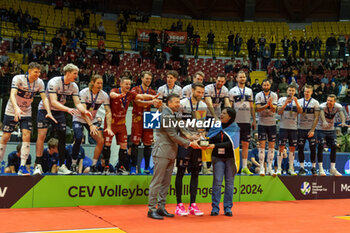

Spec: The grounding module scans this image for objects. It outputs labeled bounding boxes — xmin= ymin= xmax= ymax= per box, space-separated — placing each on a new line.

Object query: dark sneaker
xmin=71 ymin=164 xmax=78 ymax=174
xmin=90 ymin=165 xmax=101 ymax=175
xmin=298 ymin=168 xmax=307 ymax=176
xmin=311 ymin=167 xmax=317 ymax=176
xmin=102 ymin=166 xmax=110 ymax=175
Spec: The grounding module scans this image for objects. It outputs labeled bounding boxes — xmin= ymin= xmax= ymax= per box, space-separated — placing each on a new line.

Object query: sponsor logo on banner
xmin=300 ymin=182 xmax=311 ymax=195
xmin=137 ymin=29 xmax=188 ymax=44
xmin=143 ymin=111 xmax=161 ymax=129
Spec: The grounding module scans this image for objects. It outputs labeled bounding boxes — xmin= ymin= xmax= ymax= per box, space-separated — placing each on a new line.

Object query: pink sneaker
xmin=175 ymin=203 xmax=188 ymax=216
xmin=188 ymin=203 xmax=204 ymax=216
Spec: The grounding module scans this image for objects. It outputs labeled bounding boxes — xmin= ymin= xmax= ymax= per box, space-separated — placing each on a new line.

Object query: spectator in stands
xmin=250 ymin=47 xmax=258 ymax=70
xmin=176 ymin=19 xmax=183 ymax=31
xmin=321 ymin=75 xmax=329 ymax=85
xmin=71 ymin=35 xmax=79 ymax=51
xmin=97 ymin=21 xmax=106 ymax=39
xmin=281 ymin=36 xmax=290 ymax=59
xmin=170 ymin=22 xmax=176 ymax=31
xmin=242 ymin=57 xmax=249 ymax=69
xmin=234 ymin=33 xmax=243 ymax=57
xmin=172 ymin=42 xmax=181 ymax=61
xmin=28 ymin=48 xmax=38 ymax=64
xmin=278 ymin=77 xmax=288 ymax=97
xmin=10 ymin=60 xmax=24 ymax=76
xmin=313 ymin=36 xmax=322 ymax=58
xmin=305 ymin=71 xmax=314 ymax=86
xmin=60 ymin=33 xmax=68 ymax=54
xmin=149 ymin=29 xmax=158 ymax=51
xmin=75 ymin=16 xmax=83 ymax=28
xmin=299 ymin=37 xmax=306 ymax=58
xmin=83 ymin=10 xmax=90 ymax=27
xmin=111 ymin=48 xmax=122 ymax=67
xmin=186 ymin=22 xmax=194 ymax=39
xmin=80 ymin=37 xmax=88 ymax=53
xmin=0 ymin=50 xmax=9 ymax=65
xmin=316 ymin=82 xmax=328 ymax=102
xmin=4 ymin=143 xmax=32 ymax=174
xmin=262 ymin=46 xmax=271 ymax=70
xmin=207 ymin=30 xmax=215 ymax=57
xmin=103 ymin=69 xmax=115 ymax=94
xmin=247 ymin=36 xmax=256 ymax=59
xmin=228 ymin=31 xmax=234 ymax=53
xmin=22 ymin=33 xmax=33 ymax=64
xmin=328 ymin=81 xmax=338 ymax=96
xmin=95 ymin=42 xmax=107 ymax=64
xmin=338 ymin=32 xmax=346 ymax=60
xmin=326 ymin=33 xmax=337 ymax=59
xmin=306 ymin=37 xmax=313 ymax=58
xmin=291 ymin=36 xmax=298 ymax=58
xmin=269 ymin=32 xmax=277 ymax=58
xmin=12 ymin=34 xmax=22 ymax=53
xmin=180 ymin=55 xmax=188 ymax=76
xmin=347 ymin=37 xmax=350 ymax=57
xmin=251 ymin=79 xmax=261 ymax=97
xmin=258 ymin=33 xmax=266 ymax=57
xmin=192 ymin=31 xmax=200 ymax=58
xmin=52 ymin=33 xmax=62 ymax=55
xmin=91 ymin=22 xmax=97 ymax=33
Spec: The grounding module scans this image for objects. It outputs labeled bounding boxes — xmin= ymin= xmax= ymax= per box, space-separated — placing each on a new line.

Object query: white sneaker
xmin=259 ymin=167 xmax=265 ymax=176
xmin=58 ymin=164 xmax=73 ymax=175
xmin=330 ymin=168 xmax=342 ymax=176
xmin=319 ymin=168 xmax=326 ymax=176
xmin=288 ymin=169 xmax=297 ymax=176
xmin=276 ymin=168 xmax=282 ymax=176
xmin=267 ymin=168 xmax=275 ymax=176
xmin=33 ymin=164 xmax=43 ymax=175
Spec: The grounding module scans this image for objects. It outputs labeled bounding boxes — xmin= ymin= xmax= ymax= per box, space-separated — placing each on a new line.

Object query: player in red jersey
xmin=130 ymin=71 xmax=162 ymax=174
xmin=103 ymin=76 xmax=159 ymax=175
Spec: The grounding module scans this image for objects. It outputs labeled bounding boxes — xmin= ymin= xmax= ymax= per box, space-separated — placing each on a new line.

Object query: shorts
xmin=104 ymin=123 xmax=128 ymax=144
xmin=73 ymin=121 xmax=103 ymax=140
xmin=2 ymin=114 xmax=32 ymax=133
xmin=37 ymin=110 xmax=66 ymax=131
xmin=279 ymin=128 xmax=298 ymax=147
xmin=176 ymin=146 xmax=202 ymax=173
xmin=316 ymin=130 xmax=336 ymax=147
xmin=258 ymin=125 xmax=276 ymax=142
xmin=131 ymin=114 xmax=154 ymax=145
xmin=237 ymin=123 xmax=251 ymax=142
xmin=298 ymin=129 xmax=316 ymax=148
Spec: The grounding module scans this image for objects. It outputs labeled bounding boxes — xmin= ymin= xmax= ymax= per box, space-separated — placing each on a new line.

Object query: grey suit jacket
xmin=152 ymin=106 xmax=190 ymax=159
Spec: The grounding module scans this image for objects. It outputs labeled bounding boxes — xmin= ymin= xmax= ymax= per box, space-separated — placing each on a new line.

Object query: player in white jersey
xmin=255 ymin=79 xmax=278 ymax=176
xmin=175 ymin=83 xmax=207 ymax=216
xmin=276 ymin=85 xmax=302 ymax=176
xmin=34 ymin=64 xmax=93 ymax=175
xmin=229 ymin=71 xmax=256 ymax=175
xmin=205 ymin=73 xmax=230 ymax=120
xmin=72 ymin=75 xmax=114 ymax=174
xmin=0 ymin=62 xmax=56 ymax=176
xmin=316 ymin=94 xmax=348 ymax=176
xmin=182 ymin=71 xmax=204 ymax=98
xmin=157 ymin=70 xmax=183 ymax=103
xmin=297 ymin=85 xmax=320 ymax=176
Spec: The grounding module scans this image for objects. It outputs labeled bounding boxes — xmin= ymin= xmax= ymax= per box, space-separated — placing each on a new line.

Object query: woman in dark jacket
xmin=207 ymin=107 xmax=240 ymax=217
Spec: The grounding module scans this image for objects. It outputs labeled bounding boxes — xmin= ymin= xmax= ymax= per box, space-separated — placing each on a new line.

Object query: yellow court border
xmin=335 ymin=216 xmax=350 ymax=221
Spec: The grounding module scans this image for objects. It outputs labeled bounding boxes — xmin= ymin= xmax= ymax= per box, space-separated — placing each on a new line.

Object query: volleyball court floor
xmin=0 ymin=199 xmax=349 ymax=233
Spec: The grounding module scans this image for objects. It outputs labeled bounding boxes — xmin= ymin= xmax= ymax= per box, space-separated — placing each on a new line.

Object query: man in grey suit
xmin=148 ymin=93 xmax=200 ymax=220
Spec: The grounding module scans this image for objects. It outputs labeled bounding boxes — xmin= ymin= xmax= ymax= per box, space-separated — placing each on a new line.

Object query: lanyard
xmin=221 ymin=131 xmax=224 ymax=142
xmin=189 ymin=98 xmax=199 ymax=112
xmin=327 ymin=105 xmax=334 ymax=115
xmin=119 ymin=88 xmax=127 ymax=108
xmin=288 ymin=98 xmax=293 ymax=111
xmin=166 ymin=84 xmax=174 ymax=95
xmin=238 ymin=86 xmax=245 ymax=101
xmin=263 ymin=91 xmax=271 ymax=104
xmin=26 ymin=73 xmax=35 ymax=98
xmin=90 ymin=90 xmax=99 ymax=108
xmin=140 ymin=85 xmax=149 ymax=94
xmin=214 ymin=84 xmax=222 ymax=98
xmin=61 ymin=76 xmax=70 ymax=93
xmin=303 ymin=98 xmax=312 ymax=110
